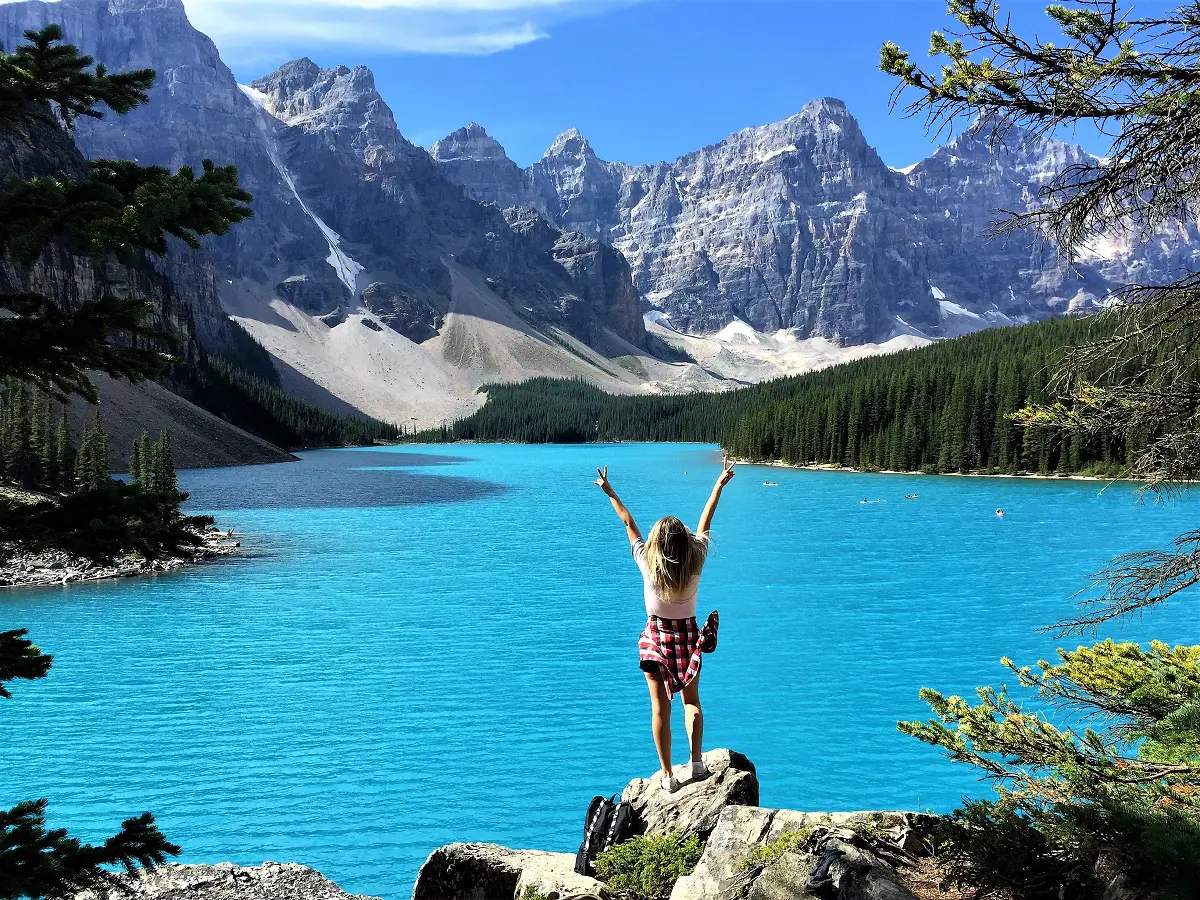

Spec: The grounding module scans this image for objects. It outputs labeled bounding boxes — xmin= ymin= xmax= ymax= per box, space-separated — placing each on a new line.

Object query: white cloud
xmin=181 ymin=0 xmax=636 ymax=57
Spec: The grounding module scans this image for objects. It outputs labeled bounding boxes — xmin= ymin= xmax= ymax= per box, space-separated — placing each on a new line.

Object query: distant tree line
xmin=420 ymin=316 xmax=1136 ymax=477
xmin=187 ymin=356 xmax=401 ymax=450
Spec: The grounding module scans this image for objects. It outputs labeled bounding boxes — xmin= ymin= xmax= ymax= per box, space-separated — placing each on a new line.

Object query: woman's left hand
xmin=716 ymin=456 xmax=736 ymax=487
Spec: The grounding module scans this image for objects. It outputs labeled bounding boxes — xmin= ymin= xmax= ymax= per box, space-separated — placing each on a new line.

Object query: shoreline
xmin=0 ymin=526 xmax=243 ymax=589
xmin=732 ymin=458 xmax=1132 ymax=482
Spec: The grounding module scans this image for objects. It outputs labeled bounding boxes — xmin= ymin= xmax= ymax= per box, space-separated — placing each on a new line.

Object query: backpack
xmin=573 ymin=793 xmax=637 ymax=876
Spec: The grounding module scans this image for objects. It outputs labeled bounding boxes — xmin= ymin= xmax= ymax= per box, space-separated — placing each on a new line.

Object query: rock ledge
xmin=78 ymin=862 xmax=379 ymax=900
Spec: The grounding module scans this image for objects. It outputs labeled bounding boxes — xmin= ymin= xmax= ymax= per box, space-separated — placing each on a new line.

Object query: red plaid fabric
xmin=638 ymin=610 xmax=719 ymax=699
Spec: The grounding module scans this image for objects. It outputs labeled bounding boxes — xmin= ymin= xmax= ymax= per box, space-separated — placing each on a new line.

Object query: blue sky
xmin=189 ymin=1 xmax=1134 ymax=169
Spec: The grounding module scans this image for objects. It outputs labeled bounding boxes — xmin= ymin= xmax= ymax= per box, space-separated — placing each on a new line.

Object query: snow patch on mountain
xmin=938 ymin=298 xmax=982 ymax=320
xmin=756 ymin=144 xmax=797 ymax=164
xmin=237 ymin=83 xmax=271 ymax=113
xmin=241 ymin=84 xmax=365 ymax=298
xmin=713 ymin=319 xmax=763 ymax=344
xmin=647 ymin=315 xmax=929 ymax=383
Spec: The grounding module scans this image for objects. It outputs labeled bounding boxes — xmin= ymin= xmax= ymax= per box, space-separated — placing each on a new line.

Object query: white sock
xmin=691 ymin=760 xmax=708 ymax=775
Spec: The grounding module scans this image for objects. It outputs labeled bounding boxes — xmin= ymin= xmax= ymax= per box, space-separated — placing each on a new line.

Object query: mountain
xmin=0 ymin=85 xmax=300 ymax=468
xmin=0 ymin=0 xmax=693 ymax=430
xmin=432 ymin=104 xmax=1200 ymax=348
xmin=3 ymin=0 xmax=1195 ymax=429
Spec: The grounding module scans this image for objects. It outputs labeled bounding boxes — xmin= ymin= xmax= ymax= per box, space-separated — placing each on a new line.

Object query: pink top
xmin=631 ymin=538 xmax=701 ymax=619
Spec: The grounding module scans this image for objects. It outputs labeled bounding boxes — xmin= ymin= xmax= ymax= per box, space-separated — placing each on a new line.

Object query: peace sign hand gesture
xmin=716 ymin=456 xmax=736 ymax=487
xmin=594 ymin=466 xmax=616 ymax=496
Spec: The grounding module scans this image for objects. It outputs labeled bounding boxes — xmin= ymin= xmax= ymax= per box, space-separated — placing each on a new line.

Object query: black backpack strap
xmin=575 ymin=796 xmax=610 ymax=876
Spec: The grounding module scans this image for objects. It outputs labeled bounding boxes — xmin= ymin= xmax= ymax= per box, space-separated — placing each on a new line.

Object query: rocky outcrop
xmin=430 ymin=124 xmax=532 ymax=211
xmin=622 ymin=749 xmax=760 ymax=842
xmin=672 ymin=807 xmax=932 ymax=900
xmin=0 ymin=525 xmax=242 ymax=589
xmin=413 ymin=751 xmax=935 ymax=900
xmin=412 ymin=749 xmax=758 ymax=900
xmin=77 ymin=863 xmax=378 ymax=900
xmin=360 ymin=282 xmax=443 ymax=343
xmin=412 ymin=845 xmax=607 ymax=900
xmin=275 ymin=275 xmax=346 ymax=318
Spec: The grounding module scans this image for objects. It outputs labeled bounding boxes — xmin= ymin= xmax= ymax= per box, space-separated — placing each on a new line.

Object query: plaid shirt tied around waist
xmin=638 ymin=610 xmax=719 ymax=699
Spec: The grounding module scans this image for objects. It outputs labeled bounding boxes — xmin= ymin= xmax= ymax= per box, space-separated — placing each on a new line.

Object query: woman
xmin=594 ymin=458 xmax=736 ymax=792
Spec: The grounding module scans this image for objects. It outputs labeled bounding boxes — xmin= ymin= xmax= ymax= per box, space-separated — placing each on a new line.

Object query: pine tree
xmin=882 ymin=2 xmax=1200 ymax=894
xmin=153 ymin=431 xmax=177 ymax=497
xmin=74 ymin=425 xmax=91 ymax=493
xmin=0 ymin=24 xmax=252 ymax=897
xmin=6 ymin=385 xmax=30 ymax=487
xmin=89 ymin=418 xmax=110 ymax=491
xmin=27 ymin=387 xmax=46 ymax=489
xmin=54 ymin=413 xmax=72 ymax=493
xmin=129 ymin=430 xmax=149 ymax=487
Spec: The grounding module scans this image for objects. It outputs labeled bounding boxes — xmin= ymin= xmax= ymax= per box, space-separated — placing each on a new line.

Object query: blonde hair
xmin=645 ymin=516 xmax=708 ymax=598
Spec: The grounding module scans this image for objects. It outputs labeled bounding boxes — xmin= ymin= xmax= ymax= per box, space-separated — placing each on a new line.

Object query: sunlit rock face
xmin=434 ymin=105 xmax=1200 ymax=346
xmin=0 ymin=0 xmax=651 ymax=356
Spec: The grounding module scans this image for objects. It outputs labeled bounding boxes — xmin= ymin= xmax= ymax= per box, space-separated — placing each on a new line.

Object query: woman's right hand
xmin=594 ymin=466 xmax=615 ymax=495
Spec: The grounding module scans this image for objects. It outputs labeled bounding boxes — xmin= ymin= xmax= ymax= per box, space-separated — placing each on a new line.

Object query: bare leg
xmin=681 ymin=676 xmax=704 ymax=764
xmin=644 ymin=669 xmax=673 ymax=779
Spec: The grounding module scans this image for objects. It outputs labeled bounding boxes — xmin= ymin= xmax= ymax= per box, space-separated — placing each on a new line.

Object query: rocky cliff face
xmin=0 ymin=104 xmax=294 ymax=468
xmin=431 ymin=123 xmax=532 ymax=210
xmin=908 ymin=124 xmax=1200 ymax=313
xmin=433 ymin=103 xmax=1199 ymax=345
xmin=0 ymin=117 xmax=186 ymax=345
xmin=0 ymin=0 xmax=657 ymax=427
xmin=0 ymin=0 xmax=650 ymax=350
xmin=243 ymin=57 xmax=650 ymax=352
xmin=0 ymin=0 xmax=334 ymax=358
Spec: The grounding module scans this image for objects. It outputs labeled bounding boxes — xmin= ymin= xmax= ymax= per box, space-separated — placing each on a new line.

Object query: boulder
xmin=76 ymin=863 xmax=378 ymax=900
xmin=412 ymin=843 xmax=608 ymax=900
xmin=622 ymin=749 xmax=759 ymax=841
xmin=671 ymin=807 xmax=923 ymax=900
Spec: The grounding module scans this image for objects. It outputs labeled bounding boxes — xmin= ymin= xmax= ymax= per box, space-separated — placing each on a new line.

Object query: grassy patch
xmin=594 ymin=833 xmax=704 ymax=900
xmin=735 ymin=828 xmax=814 ymax=873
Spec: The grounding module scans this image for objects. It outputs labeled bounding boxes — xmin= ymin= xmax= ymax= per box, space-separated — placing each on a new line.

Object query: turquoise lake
xmin=2 ymin=443 xmax=1196 ymax=898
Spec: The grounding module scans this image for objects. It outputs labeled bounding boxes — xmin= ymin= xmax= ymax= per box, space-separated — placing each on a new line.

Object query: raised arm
xmin=697 ymin=457 xmax=736 ymax=537
xmin=594 ymin=466 xmax=642 ymax=545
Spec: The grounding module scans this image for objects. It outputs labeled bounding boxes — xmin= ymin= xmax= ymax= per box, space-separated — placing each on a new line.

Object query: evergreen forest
xmin=0 ymin=380 xmax=210 ymax=561
xmin=185 ymin=352 xmax=401 ymax=451
xmin=422 ymin=316 xmax=1134 ymax=477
